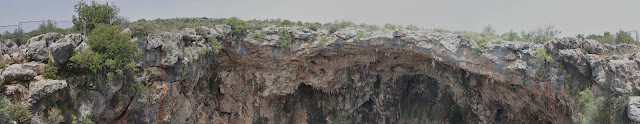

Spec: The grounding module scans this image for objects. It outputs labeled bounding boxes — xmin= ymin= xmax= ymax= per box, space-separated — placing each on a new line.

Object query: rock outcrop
xmin=3 ymin=24 xmax=640 ymax=123
xmin=2 ymin=64 xmax=37 ymax=82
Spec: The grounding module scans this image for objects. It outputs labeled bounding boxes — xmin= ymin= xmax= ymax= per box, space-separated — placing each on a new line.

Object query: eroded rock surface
xmin=3 ymin=25 xmax=640 ymax=123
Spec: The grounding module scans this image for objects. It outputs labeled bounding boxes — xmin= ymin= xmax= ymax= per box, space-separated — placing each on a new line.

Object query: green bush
xmin=534 ymin=35 xmax=552 ymax=43
xmin=303 ymin=22 xmax=322 ymax=31
xmin=9 ymin=102 xmax=32 ymax=123
xmin=277 ymin=29 xmax=292 ymax=48
xmin=223 ymin=17 xmax=248 ymax=40
xmin=383 ymin=23 xmax=396 ymax=30
xmin=320 ymin=36 xmax=328 ymax=48
xmin=353 ymin=32 xmax=368 ymax=41
xmin=68 ymin=24 xmax=140 ymax=77
xmin=324 ymin=21 xmax=357 ymax=34
xmin=248 ymin=31 xmax=266 ymax=41
xmin=501 ymin=30 xmax=519 ymax=41
xmin=535 ymin=48 xmax=551 ymax=63
xmin=405 ymin=25 xmax=420 ymax=31
xmin=209 ymin=37 xmax=222 ymax=54
xmin=0 ymin=96 xmax=10 ymax=122
xmin=43 ymin=58 xmax=61 ymax=79
xmin=573 ymin=88 xmax=604 ymax=124
xmin=129 ymin=20 xmax=156 ymax=37
xmin=47 ymin=108 xmax=64 ymax=124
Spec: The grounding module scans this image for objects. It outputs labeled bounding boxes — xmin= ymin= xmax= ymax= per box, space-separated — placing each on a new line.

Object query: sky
xmin=1 ymin=0 xmax=640 ymax=37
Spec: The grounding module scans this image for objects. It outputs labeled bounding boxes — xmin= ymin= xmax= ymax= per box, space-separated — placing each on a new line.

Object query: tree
xmin=594 ymin=32 xmax=615 ymax=44
xmin=68 ymin=24 xmax=140 ymax=78
xmin=577 ymin=34 xmax=584 ymax=39
xmin=502 ymin=30 xmax=519 ymax=41
xmin=223 ymin=17 xmax=248 ymax=40
xmin=573 ymin=88 xmax=604 ymax=124
xmin=615 ymin=30 xmax=635 ymax=44
xmin=72 ymin=0 xmax=120 ymax=33
xmin=534 ymin=25 xmax=561 ymax=37
xmin=482 ymin=25 xmax=496 ymax=35
xmin=406 ymin=25 xmax=420 ymax=31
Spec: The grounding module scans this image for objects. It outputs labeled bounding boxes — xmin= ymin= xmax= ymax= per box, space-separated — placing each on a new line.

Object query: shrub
xmin=474 ymin=39 xmax=488 ymax=55
xmin=0 ymin=96 xmax=11 ymax=123
xmin=68 ymin=24 xmax=140 ymax=78
xmin=362 ymin=24 xmax=381 ymax=31
xmin=223 ymin=17 xmax=248 ymax=40
xmin=383 ymin=23 xmax=396 ymax=30
xmin=501 ymin=30 xmax=519 ymax=41
xmin=308 ymin=34 xmax=317 ymax=41
xmin=405 ymin=25 xmax=420 ymax=31
xmin=277 ymin=29 xmax=292 ymax=48
xmin=573 ymin=88 xmax=604 ymax=124
xmin=325 ymin=21 xmax=356 ymax=34
xmin=534 ymin=35 xmax=552 ymax=43
xmin=303 ymin=22 xmax=322 ymax=31
xmin=248 ymin=31 xmax=266 ymax=41
xmin=209 ymin=37 xmax=222 ymax=54
xmin=9 ymin=102 xmax=32 ymax=123
xmin=612 ymin=95 xmax=633 ymax=123
xmin=129 ymin=20 xmax=156 ymax=37
xmin=535 ymin=48 xmax=551 ymax=63
xmin=353 ymin=32 xmax=368 ymax=41
xmin=43 ymin=58 xmax=61 ymax=79
xmin=48 ymin=108 xmax=64 ymax=124
xmin=320 ymin=36 xmax=328 ymax=48
xmin=81 ymin=118 xmax=95 ymax=124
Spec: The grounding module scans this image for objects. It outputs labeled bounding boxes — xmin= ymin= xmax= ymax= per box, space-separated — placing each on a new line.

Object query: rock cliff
xmin=1 ymin=25 xmax=640 ymax=123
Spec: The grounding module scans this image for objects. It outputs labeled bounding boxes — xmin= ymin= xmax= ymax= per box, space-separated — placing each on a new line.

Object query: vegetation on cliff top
xmin=68 ymin=24 xmax=141 ymax=79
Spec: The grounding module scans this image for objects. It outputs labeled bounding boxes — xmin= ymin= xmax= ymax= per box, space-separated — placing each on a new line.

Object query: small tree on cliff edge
xmin=72 ymin=0 xmax=121 ymax=33
xmin=223 ymin=17 xmax=248 ymax=40
xmin=68 ymin=24 xmax=141 ymax=79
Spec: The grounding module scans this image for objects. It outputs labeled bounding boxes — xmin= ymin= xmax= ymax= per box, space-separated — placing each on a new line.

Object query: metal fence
xmin=1 ymin=20 xmax=74 ymax=32
xmin=0 ymin=20 xmax=75 ymax=44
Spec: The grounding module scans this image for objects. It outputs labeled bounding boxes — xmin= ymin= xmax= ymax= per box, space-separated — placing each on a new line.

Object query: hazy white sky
xmin=1 ymin=0 xmax=640 ymax=37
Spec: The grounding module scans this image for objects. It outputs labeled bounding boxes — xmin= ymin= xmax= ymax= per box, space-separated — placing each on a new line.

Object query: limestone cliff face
xmin=1 ymin=25 xmax=640 ymax=123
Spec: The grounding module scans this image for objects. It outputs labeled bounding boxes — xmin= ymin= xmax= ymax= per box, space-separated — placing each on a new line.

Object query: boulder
xmin=57 ymin=34 xmax=86 ymax=47
xmin=160 ymin=44 xmax=181 ymax=67
xmin=0 ymin=41 xmax=8 ymax=55
xmin=26 ymin=33 xmax=59 ymax=45
xmin=628 ymin=96 xmax=640 ymax=122
xmin=292 ymin=28 xmax=312 ymax=40
xmin=4 ymin=39 xmax=16 ymax=47
xmin=49 ymin=42 xmax=75 ymax=66
xmin=196 ymin=26 xmax=221 ymax=39
xmin=26 ymin=76 xmax=67 ymax=106
xmin=215 ymin=25 xmax=232 ymax=39
xmin=146 ymin=33 xmax=182 ymax=50
xmin=3 ymin=84 xmax=26 ymax=96
xmin=9 ymin=52 xmax=26 ymax=63
xmin=183 ymin=33 xmax=204 ymax=42
xmin=335 ymin=28 xmax=357 ymax=40
xmin=25 ymin=39 xmax=50 ymax=62
xmin=592 ymin=58 xmax=640 ymax=93
xmin=262 ymin=26 xmax=278 ymax=35
xmin=22 ymin=62 xmax=46 ymax=75
xmin=393 ymin=30 xmax=408 ymax=37
xmin=74 ymin=42 xmax=91 ymax=53
xmin=2 ymin=64 xmax=37 ymax=82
